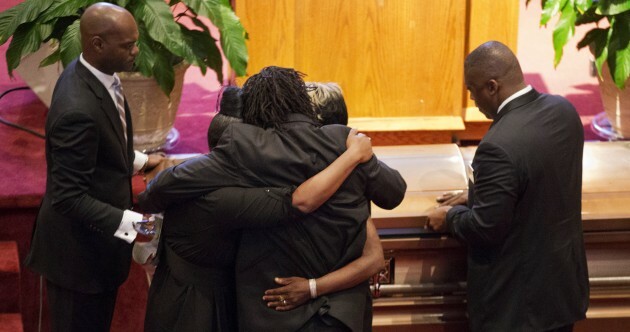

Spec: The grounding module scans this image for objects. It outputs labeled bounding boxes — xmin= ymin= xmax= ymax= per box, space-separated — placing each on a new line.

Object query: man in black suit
xmin=24 ymin=3 xmax=163 ymax=331
xmin=428 ymin=41 xmax=588 ymax=332
xmin=139 ymin=66 xmax=407 ymax=331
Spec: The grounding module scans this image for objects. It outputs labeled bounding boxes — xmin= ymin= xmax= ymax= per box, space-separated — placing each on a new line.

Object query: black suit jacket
xmin=447 ymin=89 xmax=589 ymax=331
xmin=139 ymin=114 xmax=407 ymax=331
xmin=25 ymin=59 xmax=136 ymax=293
xmin=145 ymin=187 xmax=297 ymax=332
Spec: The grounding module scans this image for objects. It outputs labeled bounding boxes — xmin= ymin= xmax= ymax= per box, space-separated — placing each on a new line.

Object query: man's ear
xmin=91 ymin=36 xmax=104 ymax=53
xmin=486 ymin=79 xmax=499 ymax=95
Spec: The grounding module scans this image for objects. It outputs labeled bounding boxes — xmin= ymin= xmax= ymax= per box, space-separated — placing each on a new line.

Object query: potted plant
xmin=526 ymin=0 xmax=630 ymax=137
xmin=0 ymin=0 xmax=248 ymax=151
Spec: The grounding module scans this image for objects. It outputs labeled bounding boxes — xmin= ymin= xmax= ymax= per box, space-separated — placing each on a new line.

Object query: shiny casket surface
xmin=370 ymin=142 xmax=630 ymax=332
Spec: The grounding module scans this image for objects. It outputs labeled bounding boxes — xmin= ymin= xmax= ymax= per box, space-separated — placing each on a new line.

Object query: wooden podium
xmin=235 ymin=0 xmax=519 ymax=143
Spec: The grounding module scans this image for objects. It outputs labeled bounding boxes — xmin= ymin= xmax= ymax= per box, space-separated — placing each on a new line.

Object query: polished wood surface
xmin=582 ymin=142 xmax=630 ymax=193
xmin=463 ymin=0 xmax=519 ymax=139
xmin=347 ymin=116 xmax=465 ymax=145
xmin=235 ymin=0 xmax=519 ymax=142
xmin=465 ymin=0 xmax=520 ymax=109
xmin=456 ymin=107 xmax=492 ymax=142
xmin=376 ymin=142 xmax=630 ymax=229
xmin=370 ymin=142 xmax=630 ymax=331
xmin=236 ymin=0 xmax=468 ymax=118
xmin=371 ymin=144 xmax=467 ymax=222
xmin=348 ymin=117 xmax=465 ymax=132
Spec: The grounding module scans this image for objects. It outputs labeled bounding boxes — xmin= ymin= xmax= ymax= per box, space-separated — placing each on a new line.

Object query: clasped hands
xmin=426 ymin=190 xmax=467 ymax=232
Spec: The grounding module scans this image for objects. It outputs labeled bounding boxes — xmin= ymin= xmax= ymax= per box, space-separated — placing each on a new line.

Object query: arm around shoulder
xmin=362 ymin=157 xmax=407 ymax=210
xmin=137 ymin=152 xmax=240 ymax=213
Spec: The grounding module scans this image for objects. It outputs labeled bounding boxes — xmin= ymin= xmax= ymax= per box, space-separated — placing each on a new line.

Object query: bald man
xmin=428 ymin=41 xmax=588 ymax=332
xmin=24 ymin=3 xmax=163 ymax=331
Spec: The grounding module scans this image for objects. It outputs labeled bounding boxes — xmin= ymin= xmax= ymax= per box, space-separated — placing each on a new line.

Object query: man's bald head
xmin=464 ymin=41 xmax=527 ymax=119
xmin=465 ymin=41 xmax=524 ymax=86
xmin=80 ymin=2 xmax=139 ymax=74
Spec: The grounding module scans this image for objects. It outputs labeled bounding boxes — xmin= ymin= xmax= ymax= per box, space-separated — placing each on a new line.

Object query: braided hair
xmin=241 ymin=66 xmax=318 ymax=130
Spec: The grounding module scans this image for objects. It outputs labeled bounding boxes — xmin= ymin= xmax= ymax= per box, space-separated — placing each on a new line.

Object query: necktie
xmin=112 ymin=76 xmax=127 ymax=142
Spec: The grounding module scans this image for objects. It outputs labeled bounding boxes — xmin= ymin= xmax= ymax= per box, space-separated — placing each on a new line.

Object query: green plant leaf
xmin=132 ymin=0 xmax=185 ymax=58
xmin=135 ymin=23 xmax=158 ymax=77
xmin=38 ymin=0 xmax=94 ymax=23
xmin=612 ymin=45 xmax=630 ymax=89
xmin=179 ymin=25 xmax=223 ymax=81
xmin=577 ymin=27 xmax=607 ymax=49
xmin=0 ymin=0 xmax=52 ymax=45
xmin=133 ymin=23 xmax=175 ymax=95
xmin=607 ymin=15 xmax=630 ymax=89
xmin=6 ymin=22 xmax=49 ymax=74
xmin=40 ymin=44 xmax=61 ymax=67
xmin=1 ymin=0 xmax=249 ymax=96
xmin=575 ymin=0 xmax=593 ymax=13
xmin=595 ymin=27 xmax=612 ymax=80
xmin=575 ymin=5 xmax=603 ymax=25
xmin=541 ymin=0 xmax=562 ymax=25
xmin=215 ymin=4 xmax=247 ymax=76
xmin=59 ymin=19 xmax=81 ymax=67
xmin=185 ymin=0 xmax=248 ymax=76
xmin=115 ymin=0 xmax=132 ymax=7
xmin=44 ymin=16 xmax=75 ymax=42
xmin=577 ymin=27 xmax=608 ymax=80
xmin=552 ymin=2 xmax=577 ymax=66
xmin=186 ymin=14 xmax=211 ymax=35
xmin=152 ymin=47 xmax=175 ymax=96
xmin=177 ymin=15 xmax=220 ymax=78
xmin=184 ymin=0 xmax=222 ymax=17
xmin=37 ymin=21 xmax=54 ymax=42
xmin=596 ymin=0 xmax=630 ymax=16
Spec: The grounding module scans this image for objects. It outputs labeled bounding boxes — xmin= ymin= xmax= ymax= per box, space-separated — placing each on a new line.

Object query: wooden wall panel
xmin=236 ymin=0 xmax=467 ymax=118
xmin=465 ymin=0 xmax=520 ymax=109
xmin=235 ymin=0 xmax=519 ymax=141
xmin=235 ymin=0 xmax=296 ymax=71
xmin=467 ymin=0 xmax=519 ymax=53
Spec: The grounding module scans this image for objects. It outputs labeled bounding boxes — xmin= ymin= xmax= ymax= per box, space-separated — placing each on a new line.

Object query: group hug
xmin=24 ymin=2 xmax=589 ymax=332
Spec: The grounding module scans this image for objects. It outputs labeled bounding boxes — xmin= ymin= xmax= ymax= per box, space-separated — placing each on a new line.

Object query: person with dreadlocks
xmin=141 ymin=85 xmax=377 ymax=331
xmin=208 ymin=85 xmax=387 ymax=317
xmin=139 ymin=66 xmax=406 ymax=331
xmin=262 ymin=81 xmax=381 ymax=312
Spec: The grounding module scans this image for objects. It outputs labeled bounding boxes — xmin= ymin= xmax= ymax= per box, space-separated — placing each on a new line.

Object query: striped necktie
xmin=112 ymin=76 xmax=127 ymax=142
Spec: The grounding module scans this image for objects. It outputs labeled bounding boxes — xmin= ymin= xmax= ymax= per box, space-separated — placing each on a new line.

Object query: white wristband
xmin=309 ymin=278 xmax=317 ymax=299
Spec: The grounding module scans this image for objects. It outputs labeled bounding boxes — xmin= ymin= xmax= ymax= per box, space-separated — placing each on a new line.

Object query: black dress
xmin=144 ymin=186 xmax=296 ymax=332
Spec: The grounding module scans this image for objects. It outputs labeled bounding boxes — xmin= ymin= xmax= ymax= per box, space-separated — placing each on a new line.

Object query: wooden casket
xmin=370 ymin=141 xmax=630 ymax=332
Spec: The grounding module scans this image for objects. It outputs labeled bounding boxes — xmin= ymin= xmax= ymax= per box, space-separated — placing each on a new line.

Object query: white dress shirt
xmin=497 ymin=85 xmax=532 ymax=114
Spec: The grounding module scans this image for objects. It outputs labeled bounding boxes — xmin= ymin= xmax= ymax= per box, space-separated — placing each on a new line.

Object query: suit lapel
xmin=75 ymin=61 xmax=129 ymax=161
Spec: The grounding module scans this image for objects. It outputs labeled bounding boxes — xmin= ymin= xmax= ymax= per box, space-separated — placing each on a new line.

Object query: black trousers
xmin=46 ymin=280 xmax=118 ymax=332
xmin=297 ymin=314 xmax=352 ymax=332
xmin=544 ymin=324 xmax=574 ymax=332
